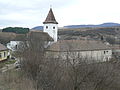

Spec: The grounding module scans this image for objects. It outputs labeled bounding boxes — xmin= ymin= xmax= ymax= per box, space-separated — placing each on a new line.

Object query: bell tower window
xmin=53 ymin=27 xmax=55 ymax=29
xmin=46 ymin=26 xmax=48 ymax=29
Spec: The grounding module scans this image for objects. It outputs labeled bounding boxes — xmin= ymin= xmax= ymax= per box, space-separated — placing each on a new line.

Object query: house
xmin=46 ymin=40 xmax=112 ymax=61
xmin=7 ymin=31 xmax=53 ymax=51
xmin=0 ymin=43 xmax=9 ymax=61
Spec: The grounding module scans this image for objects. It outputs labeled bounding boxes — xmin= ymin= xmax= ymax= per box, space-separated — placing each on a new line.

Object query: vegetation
xmin=0 ymin=59 xmax=16 ymax=68
xmin=2 ymin=27 xmax=29 ymax=34
xmin=0 ymin=32 xmax=27 ymax=45
xmin=0 ymin=70 xmax=35 ymax=90
xmin=58 ymin=27 xmax=120 ymax=44
xmin=11 ymin=33 xmax=120 ymax=90
xmin=58 ymin=27 xmax=118 ymax=36
xmin=0 ymin=32 xmax=16 ymax=45
xmin=0 ymin=27 xmax=120 ymax=90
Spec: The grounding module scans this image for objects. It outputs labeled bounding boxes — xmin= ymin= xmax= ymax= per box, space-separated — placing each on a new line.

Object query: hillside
xmin=31 ymin=26 xmax=43 ymax=30
xmin=58 ymin=27 xmax=119 ymax=35
xmin=58 ymin=27 xmax=120 ymax=44
xmin=32 ymin=23 xmax=120 ymax=30
xmin=64 ymin=23 xmax=120 ymax=28
xmin=0 ymin=32 xmax=26 ymax=45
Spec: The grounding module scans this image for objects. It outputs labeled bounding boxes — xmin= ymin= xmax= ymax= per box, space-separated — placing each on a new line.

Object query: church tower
xmin=43 ymin=8 xmax=58 ymax=42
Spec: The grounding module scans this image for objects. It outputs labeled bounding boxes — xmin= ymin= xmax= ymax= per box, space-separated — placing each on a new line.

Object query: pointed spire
xmin=43 ymin=8 xmax=58 ymax=24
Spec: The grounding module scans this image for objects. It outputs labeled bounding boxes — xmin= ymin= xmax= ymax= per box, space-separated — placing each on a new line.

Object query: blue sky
xmin=0 ymin=0 xmax=120 ymax=28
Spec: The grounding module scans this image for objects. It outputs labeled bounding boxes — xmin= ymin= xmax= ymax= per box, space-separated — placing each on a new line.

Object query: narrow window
xmin=112 ymin=52 xmax=114 ymax=55
xmin=4 ymin=52 xmax=6 ymax=57
xmin=15 ymin=45 xmax=18 ymax=50
xmin=46 ymin=26 xmax=48 ymax=29
xmin=0 ymin=53 xmax=2 ymax=58
xmin=104 ymin=51 xmax=106 ymax=54
xmin=104 ymin=51 xmax=108 ymax=54
xmin=53 ymin=27 xmax=55 ymax=29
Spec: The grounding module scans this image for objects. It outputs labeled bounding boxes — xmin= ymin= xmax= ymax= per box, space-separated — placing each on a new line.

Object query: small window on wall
xmin=104 ymin=51 xmax=108 ymax=54
xmin=46 ymin=26 xmax=48 ymax=29
xmin=15 ymin=45 xmax=18 ymax=49
xmin=53 ymin=27 xmax=55 ymax=29
xmin=4 ymin=52 xmax=6 ymax=57
xmin=104 ymin=51 xmax=106 ymax=54
xmin=0 ymin=53 xmax=2 ymax=58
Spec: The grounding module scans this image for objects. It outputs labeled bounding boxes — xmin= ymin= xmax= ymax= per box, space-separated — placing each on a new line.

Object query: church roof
xmin=47 ymin=40 xmax=111 ymax=52
xmin=43 ymin=8 xmax=58 ymax=24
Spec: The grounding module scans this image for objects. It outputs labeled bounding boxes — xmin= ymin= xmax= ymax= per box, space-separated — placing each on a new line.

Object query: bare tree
xmin=15 ymin=35 xmax=120 ymax=90
xmin=47 ymin=40 xmax=120 ymax=90
xmin=15 ymin=31 xmax=65 ymax=90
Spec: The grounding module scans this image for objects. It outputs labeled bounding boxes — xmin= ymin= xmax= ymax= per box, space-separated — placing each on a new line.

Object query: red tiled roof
xmin=43 ymin=8 xmax=58 ymax=24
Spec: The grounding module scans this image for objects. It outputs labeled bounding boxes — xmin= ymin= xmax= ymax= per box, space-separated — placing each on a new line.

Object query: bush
xmin=2 ymin=27 xmax=29 ymax=34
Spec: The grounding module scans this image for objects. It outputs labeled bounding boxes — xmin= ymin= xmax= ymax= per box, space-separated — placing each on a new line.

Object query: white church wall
xmin=48 ymin=49 xmax=112 ymax=62
xmin=79 ymin=50 xmax=112 ymax=61
xmin=44 ymin=24 xmax=58 ymax=42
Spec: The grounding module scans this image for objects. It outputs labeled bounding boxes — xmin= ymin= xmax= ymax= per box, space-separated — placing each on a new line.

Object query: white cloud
xmin=0 ymin=0 xmax=120 ymax=28
xmin=56 ymin=0 xmax=120 ymax=26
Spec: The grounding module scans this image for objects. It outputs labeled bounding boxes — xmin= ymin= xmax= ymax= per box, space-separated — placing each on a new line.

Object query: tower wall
xmin=43 ymin=24 xmax=58 ymax=42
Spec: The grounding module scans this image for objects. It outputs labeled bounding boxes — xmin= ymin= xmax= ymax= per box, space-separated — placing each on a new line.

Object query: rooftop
xmin=43 ymin=8 xmax=58 ymax=24
xmin=0 ymin=43 xmax=8 ymax=51
xmin=47 ymin=40 xmax=111 ymax=52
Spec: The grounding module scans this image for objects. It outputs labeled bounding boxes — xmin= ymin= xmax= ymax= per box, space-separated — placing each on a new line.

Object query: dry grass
xmin=0 ymin=32 xmax=16 ymax=39
xmin=0 ymin=70 xmax=35 ymax=90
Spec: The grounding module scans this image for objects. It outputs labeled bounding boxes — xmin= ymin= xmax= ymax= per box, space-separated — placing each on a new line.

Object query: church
xmin=43 ymin=8 xmax=112 ymax=61
xmin=7 ymin=8 xmax=112 ymax=61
